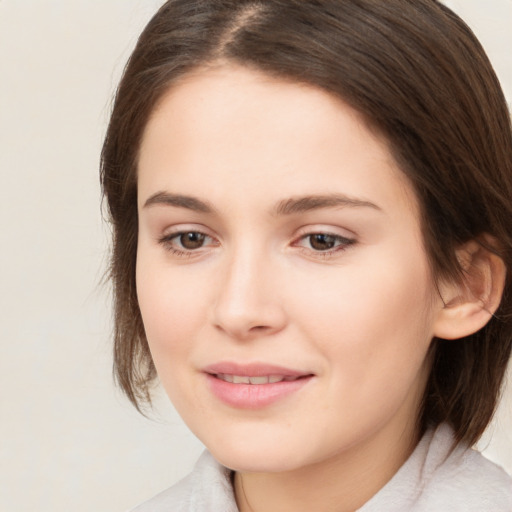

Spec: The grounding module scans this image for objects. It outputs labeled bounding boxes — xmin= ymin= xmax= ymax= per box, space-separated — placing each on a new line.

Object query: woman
xmin=101 ymin=1 xmax=512 ymax=510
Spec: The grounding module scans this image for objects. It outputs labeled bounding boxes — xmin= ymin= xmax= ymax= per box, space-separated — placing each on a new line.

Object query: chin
xmin=211 ymin=445 xmax=303 ymax=473
xmin=199 ymin=426 xmax=316 ymax=473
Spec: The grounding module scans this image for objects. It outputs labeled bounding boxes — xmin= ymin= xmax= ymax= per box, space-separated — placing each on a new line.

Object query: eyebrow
xmin=143 ymin=192 xmax=215 ymax=213
xmin=143 ymin=191 xmax=381 ymax=215
xmin=273 ymin=194 xmax=381 ymax=215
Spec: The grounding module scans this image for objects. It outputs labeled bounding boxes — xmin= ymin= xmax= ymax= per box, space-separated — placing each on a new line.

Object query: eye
xmin=159 ymin=230 xmax=217 ymax=255
xmin=175 ymin=232 xmax=207 ymax=250
xmin=295 ymin=232 xmax=355 ymax=253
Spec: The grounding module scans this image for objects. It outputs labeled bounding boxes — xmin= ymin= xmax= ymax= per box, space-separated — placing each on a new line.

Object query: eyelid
xmin=291 ymin=225 xmax=357 ymax=256
xmin=159 ymin=223 xmax=217 ymax=239
xmin=293 ymin=233 xmax=355 ymax=248
xmin=293 ymin=224 xmax=357 ymax=241
xmin=157 ymin=224 xmax=220 ymax=255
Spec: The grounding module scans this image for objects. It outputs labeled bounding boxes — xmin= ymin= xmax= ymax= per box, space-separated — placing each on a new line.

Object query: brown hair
xmin=101 ymin=0 xmax=512 ymax=446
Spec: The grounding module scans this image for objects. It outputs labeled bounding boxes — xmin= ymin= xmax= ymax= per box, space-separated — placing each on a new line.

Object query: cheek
xmin=135 ymin=260 xmax=211 ymax=416
xmin=135 ymin=252 xmax=207 ymax=364
xmin=289 ymin=245 xmax=436 ymax=392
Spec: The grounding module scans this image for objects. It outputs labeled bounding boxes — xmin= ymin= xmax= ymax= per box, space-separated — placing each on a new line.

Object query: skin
xmin=136 ymin=64 xmax=448 ymax=512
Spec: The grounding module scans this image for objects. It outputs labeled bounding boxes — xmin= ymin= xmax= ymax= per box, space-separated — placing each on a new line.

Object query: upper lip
xmin=202 ymin=362 xmax=312 ymax=377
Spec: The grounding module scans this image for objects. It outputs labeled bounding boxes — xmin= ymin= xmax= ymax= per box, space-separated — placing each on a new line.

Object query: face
xmin=136 ymin=65 xmax=443 ymax=473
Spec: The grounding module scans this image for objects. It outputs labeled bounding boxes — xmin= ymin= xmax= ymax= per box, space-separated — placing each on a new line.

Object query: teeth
xmin=216 ymin=374 xmax=298 ymax=384
xmin=249 ymin=376 xmax=268 ymax=384
xmin=233 ymin=375 xmax=249 ymax=384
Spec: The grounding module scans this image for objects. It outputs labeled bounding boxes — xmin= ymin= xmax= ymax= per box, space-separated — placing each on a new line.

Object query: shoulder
xmin=128 ymin=451 xmax=238 ymax=512
xmin=359 ymin=424 xmax=512 ymax=512
xmin=129 ymin=471 xmax=194 ymax=512
xmin=416 ymin=425 xmax=512 ymax=511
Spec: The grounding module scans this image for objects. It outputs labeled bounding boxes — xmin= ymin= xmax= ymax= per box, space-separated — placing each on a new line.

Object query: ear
xmin=433 ymin=236 xmax=506 ymax=340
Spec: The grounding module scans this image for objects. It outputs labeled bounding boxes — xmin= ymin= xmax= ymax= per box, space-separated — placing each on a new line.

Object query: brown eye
xmin=296 ymin=232 xmax=355 ymax=254
xmin=308 ymin=234 xmax=337 ymax=251
xmin=179 ymin=232 xmax=206 ymax=249
xmin=159 ymin=230 xmax=216 ymax=255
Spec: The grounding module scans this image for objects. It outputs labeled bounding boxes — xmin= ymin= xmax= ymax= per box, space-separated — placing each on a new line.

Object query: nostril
xmin=251 ymin=325 xmax=269 ymax=331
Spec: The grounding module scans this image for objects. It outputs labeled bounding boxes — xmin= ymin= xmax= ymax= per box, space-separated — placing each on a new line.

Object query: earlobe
xmin=433 ymin=237 xmax=506 ymax=340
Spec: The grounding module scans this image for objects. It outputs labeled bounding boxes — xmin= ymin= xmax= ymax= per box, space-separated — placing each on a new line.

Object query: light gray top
xmin=130 ymin=424 xmax=512 ymax=511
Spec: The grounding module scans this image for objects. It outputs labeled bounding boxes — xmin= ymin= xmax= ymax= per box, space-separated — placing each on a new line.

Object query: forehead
xmin=137 ymin=64 xmax=418 ymax=218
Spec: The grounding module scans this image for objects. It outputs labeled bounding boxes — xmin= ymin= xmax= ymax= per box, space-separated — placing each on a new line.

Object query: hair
xmin=101 ymin=0 xmax=512 ymax=446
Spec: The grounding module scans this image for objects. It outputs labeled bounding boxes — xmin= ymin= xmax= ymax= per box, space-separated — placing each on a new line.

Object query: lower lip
xmin=205 ymin=374 xmax=313 ymax=409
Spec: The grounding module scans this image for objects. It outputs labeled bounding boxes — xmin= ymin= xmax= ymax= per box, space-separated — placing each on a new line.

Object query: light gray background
xmin=1 ymin=1 xmax=511 ymax=511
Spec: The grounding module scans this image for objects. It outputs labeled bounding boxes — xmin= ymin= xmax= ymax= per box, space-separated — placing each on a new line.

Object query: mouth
xmin=213 ymin=374 xmax=306 ymax=384
xmin=202 ymin=362 xmax=314 ymax=409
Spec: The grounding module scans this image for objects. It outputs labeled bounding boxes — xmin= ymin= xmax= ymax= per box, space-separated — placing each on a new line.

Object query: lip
xmin=202 ymin=362 xmax=314 ymax=409
xmin=203 ymin=362 xmax=309 ymax=378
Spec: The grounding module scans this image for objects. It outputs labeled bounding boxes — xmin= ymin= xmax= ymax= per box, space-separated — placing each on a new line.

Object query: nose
xmin=211 ymin=247 xmax=287 ymax=340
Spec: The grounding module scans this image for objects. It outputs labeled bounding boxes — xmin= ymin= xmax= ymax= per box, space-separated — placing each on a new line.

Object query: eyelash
xmin=158 ymin=230 xmax=356 ymax=258
xmin=158 ymin=231 xmax=217 ymax=258
xmin=293 ymin=232 xmax=356 ymax=258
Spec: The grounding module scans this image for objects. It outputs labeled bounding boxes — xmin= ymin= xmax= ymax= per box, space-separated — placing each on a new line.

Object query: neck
xmin=234 ymin=418 xmax=420 ymax=512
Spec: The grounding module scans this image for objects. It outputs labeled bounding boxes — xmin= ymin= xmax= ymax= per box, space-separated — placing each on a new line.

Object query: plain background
xmin=1 ymin=1 xmax=511 ymax=511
